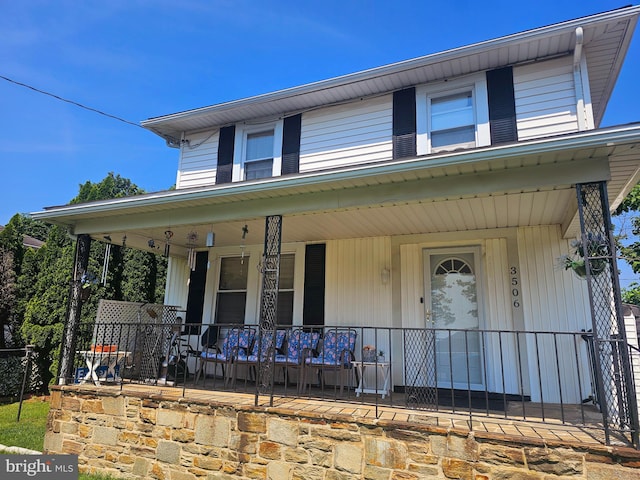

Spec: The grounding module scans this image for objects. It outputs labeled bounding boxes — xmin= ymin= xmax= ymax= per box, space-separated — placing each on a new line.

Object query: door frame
xmin=422 ymin=245 xmax=486 ymax=390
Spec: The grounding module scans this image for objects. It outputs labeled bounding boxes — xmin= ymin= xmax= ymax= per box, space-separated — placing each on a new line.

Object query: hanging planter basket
xmin=80 ymin=287 xmax=91 ymax=301
xmin=560 ymin=234 xmax=609 ymax=279
xmin=568 ymin=259 xmax=607 ymax=279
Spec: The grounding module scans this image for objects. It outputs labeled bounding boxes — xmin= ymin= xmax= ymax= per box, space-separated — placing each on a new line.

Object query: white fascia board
xmin=32 ymin=124 xmax=640 ymax=222
xmin=142 ymin=7 xmax=640 ymax=132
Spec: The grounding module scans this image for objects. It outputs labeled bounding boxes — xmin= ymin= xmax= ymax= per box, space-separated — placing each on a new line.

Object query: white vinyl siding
xmin=325 ymin=237 xmax=392 ymax=327
xmin=325 ymin=237 xmax=393 ymax=388
xmin=299 ymin=95 xmax=393 ymax=172
xmin=514 ymin=56 xmax=579 ymax=140
xmin=176 ymin=130 xmax=219 ymax=189
xmin=483 ymin=238 xmax=520 ymax=395
xmin=517 ymin=225 xmax=592 ymax=403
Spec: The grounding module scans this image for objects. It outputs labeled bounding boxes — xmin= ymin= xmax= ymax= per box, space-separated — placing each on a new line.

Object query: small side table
xmin=352 ymin=361 xmax=391 ymax=398
xmin=78 ymin=351 xmax=131 ymax=385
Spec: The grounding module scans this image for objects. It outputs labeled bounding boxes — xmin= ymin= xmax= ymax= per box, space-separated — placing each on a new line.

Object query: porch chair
xmin=302 ymin=328 xmax=358 ymax=396
xmin=274 ymin=328 xmax=321 ymax=392
xmin=232 ymin=329 xmax=287 ymax=387
xmin=195 ymin=326 xmax=256 ymax=387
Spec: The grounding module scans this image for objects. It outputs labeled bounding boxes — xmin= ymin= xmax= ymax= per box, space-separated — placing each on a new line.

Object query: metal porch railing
xmin=62 ymin=321 xmax=639 ymax=448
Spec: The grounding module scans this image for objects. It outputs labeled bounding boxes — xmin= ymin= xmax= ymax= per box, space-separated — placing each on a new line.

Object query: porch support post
xmin=576 ymin=182 xmax=639 ymax=447
xmin=255 ymin=215 xmax=282 ymax=406
xmin=58 ymin=234 xmax=91 ymax=385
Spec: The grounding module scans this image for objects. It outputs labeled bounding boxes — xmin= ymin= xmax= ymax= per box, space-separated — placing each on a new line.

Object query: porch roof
xmin=141 ymin=6 xmax=639 ymax=143
xmin=31 ymin=124 xmax=640 ymax=255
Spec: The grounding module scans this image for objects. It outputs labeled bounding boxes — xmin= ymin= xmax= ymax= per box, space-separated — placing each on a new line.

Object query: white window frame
xmin=416 ymin=73 xmax=490 ymax=155
xmin=232 ymin=120 xmax=284 ymax=181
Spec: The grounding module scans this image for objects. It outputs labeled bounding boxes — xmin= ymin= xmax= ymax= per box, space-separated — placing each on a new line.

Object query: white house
xmin=33 ymin=6 xmax=640 ymax=443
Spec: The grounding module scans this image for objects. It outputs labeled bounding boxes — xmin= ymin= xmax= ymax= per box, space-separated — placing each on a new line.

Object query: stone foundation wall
xmin=44 ymin=386 xmax=640 ymax=480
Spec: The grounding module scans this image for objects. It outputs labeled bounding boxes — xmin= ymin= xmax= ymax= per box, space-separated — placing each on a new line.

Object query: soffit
xmin=32 ymin=126 xmax=640 ymax=254
xmin=141 ymin=7 xmax=639 ymax=141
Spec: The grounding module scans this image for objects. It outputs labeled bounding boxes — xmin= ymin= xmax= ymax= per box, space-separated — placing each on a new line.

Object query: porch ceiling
xmin=141 ymin=7 xmax=638 ymax=141
xmin=32 ymin=126 xmax=640 ymax=257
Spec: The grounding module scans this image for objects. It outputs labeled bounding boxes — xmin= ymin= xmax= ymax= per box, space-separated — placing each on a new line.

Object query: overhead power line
xmin=0 ymin=74 xmax=143 ymax=129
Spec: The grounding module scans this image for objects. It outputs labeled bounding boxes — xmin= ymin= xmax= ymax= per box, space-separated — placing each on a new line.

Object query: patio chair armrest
xmin=300 ymin=347 xmax=316 ymax=364
xmin=338 ymin=349 xmax=354 ymax=366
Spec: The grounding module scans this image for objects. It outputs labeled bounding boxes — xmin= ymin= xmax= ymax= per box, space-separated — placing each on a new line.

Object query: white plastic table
xmin=78 ymin=350 xmax=131 ymax=385
xmin=352 ymin=361 xmax=391 ymax=398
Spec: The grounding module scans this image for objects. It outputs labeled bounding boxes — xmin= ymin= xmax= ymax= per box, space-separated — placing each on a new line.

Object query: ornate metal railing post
xmin=576 ymin=182 xmax=639 ymax=446
xmin=58 ymin=233 xmax=91 ymax=385
xmin=255 ymin=215 xmax=282 ymax=406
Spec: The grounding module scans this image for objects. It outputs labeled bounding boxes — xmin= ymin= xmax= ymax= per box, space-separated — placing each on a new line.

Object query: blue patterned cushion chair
xmin=274 ymin=328 xmax=321 ymax=390
xmin=195 ymin=326 xmax=256 ymax=387
xmin=233 ymin=329 xmax=287 ymax=386
xmin=303 ymin=328 xmax=357 ymax=396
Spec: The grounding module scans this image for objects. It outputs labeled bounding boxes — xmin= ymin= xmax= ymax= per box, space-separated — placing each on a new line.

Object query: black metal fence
xmin=0 ymin=346 xmax=34 ymax=421
xmin=64 ymin=321 xmax=640 ymax=447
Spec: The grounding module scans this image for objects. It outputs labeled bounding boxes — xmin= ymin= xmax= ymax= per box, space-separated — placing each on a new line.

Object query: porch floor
xmin=66 ymin=380 xmax=617 ymax=448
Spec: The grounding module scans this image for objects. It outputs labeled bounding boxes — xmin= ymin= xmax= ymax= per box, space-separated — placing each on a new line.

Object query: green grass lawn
xmin=0 ymin=398 xmax=117 ymax=480
xmin=0 ymin=397 xmax=49 ymax=452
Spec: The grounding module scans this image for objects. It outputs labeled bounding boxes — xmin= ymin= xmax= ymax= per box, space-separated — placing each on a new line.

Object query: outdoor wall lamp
xmin=381 ymin=268 xmax=390 ymax=284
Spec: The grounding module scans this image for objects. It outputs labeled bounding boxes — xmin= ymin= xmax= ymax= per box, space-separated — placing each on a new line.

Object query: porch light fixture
xmin=381 ymin=268 xmax=391 ymax=285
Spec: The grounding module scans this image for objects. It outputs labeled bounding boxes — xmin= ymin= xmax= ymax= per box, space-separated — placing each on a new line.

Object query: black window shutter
xmin=393 ymin=88 xmax=417 ymax=159
xmin=486 ymin=67 xmax=518 ymax=145
xmin=185 ymin=251 xmax=208 ymax=333
xmin=282 ymin=114 xmax=302 ymax=175
xmin=303 ymin=244 xmax=325 ymax=326
xmin=216 ymin=125 xmax=235 ymax=184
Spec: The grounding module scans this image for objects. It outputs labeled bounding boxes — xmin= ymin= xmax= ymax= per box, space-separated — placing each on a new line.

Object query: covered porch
xmin=33 ymin=127 xmax=640 ymax=449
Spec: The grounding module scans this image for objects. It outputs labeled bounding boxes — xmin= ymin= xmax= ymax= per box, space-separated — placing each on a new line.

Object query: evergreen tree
xmin=2 ymin=173 xmax=169 ymax=391
xmin=20 ymin=226 xmax=73 ymax=387
xmin=0 ymin=247 xmax=16 ymax=349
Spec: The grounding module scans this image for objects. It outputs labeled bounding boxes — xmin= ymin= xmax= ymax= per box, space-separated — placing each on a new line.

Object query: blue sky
xmin=1 ymin=0 xmax=639 ymax=284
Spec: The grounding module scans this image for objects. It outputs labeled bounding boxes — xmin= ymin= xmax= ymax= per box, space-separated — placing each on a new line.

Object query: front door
xmin=423 ymin=247 xmax=484 ymax=390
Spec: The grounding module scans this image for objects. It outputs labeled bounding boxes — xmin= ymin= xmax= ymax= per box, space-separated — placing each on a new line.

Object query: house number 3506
xmin=510 ymin=267 xmax=521 ymax=308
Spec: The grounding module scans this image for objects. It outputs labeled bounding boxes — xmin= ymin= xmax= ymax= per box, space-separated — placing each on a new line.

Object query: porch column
xmin=576 ymin=182 xmax=639 ymax=446
xmin=255 ymin=215 xmax=282 ymax=405
xmin=58 ymin=234 xmax=91 ymax=385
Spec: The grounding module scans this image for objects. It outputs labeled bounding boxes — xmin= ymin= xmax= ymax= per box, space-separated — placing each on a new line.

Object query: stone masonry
xmin=44 ymin=386 xmax=640 ymax=479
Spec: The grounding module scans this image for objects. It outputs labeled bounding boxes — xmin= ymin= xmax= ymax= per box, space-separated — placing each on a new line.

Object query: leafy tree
xmin=72 ymin=172 xmax=144 ymax=203
xmin=0 ymin=216 xmax=26 ymax=276
xmin=615 ymin=183 xmax=640 ymax=304
xmin=20 ymin=226 xmax=73 ymax=387
xmin=0 ymin=215 xmax=50 ymax=349
xmin=0 ymin=247 xmax=16 ymax=349
xmin=16 ymin=173 xmax=167 ymax=390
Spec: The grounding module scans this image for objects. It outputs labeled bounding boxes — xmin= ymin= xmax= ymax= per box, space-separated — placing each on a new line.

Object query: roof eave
xmin=141 ymin=6 xmax=640 ymax=139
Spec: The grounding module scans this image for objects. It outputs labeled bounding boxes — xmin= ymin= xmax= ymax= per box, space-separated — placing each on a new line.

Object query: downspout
xmin=573 ymin=27 xmax=587 ymax=131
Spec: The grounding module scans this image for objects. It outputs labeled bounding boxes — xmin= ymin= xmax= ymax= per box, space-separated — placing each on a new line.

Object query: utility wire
xmin=0 ymin=74 xmax=143 ymax=129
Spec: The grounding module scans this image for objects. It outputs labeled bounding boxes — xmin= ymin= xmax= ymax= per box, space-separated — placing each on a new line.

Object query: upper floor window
xmin=245 ymin=130 xmax=274 ymax=180
xmin=430 ymin=91 xmax=475 ymax=152
xmin=416 ymin=73 xmax=490 ymax=155
xmin=233 ymin=121 xmax=283 ymax=181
